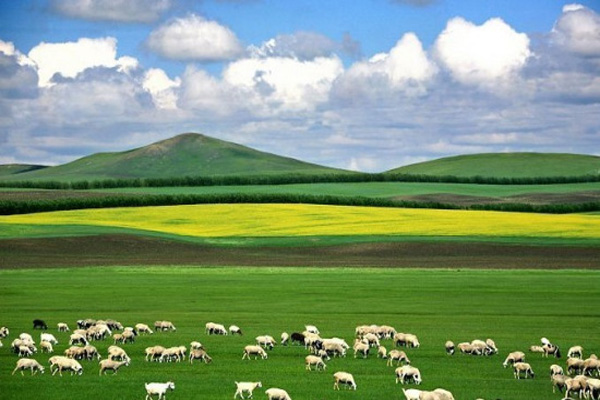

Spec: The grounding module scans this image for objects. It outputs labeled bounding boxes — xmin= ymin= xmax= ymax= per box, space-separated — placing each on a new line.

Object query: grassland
xmin=1 ymin=267 xmax=598 ymax=400
xmin=389 ymin=152 xmax=600 ymax=178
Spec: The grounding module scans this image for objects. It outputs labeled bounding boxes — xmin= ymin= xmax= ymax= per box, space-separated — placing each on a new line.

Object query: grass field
xmin=1 ymin=267 xmax=599 ymax=400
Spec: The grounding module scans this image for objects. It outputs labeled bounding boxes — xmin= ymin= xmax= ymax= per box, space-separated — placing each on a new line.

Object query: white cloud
xmin=179 ymin=66 xmax=240 ymax=115
xmin=147 ymin=14 xmax=244 ymax=62
xmin=433 ymin=17 xmax=531 ymax=85
xmin=53 ymin=0 xmax=171 ymax=23
xmin=143 ymin=68 xmax=181 ymax=110
xmin=249 ymin=31 xmax=346 ymax=60
xmin=552 ymin=4 xmax=600 ymax=57
xmin=28 ymin=37 xmax=138 ymax=87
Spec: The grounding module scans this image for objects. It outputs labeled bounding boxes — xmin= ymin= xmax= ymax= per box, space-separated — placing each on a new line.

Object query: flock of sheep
xmin=2 ymin=319 xmax=599 ymax=399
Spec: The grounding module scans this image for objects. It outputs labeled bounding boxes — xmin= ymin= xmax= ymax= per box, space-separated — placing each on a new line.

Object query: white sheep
xmin=322 ymin=341 xmax=346 ymax=358
xmin=584 ymin=356 xmax=600 ymax=376
xmin=12 ymin=358 xmax=45 ymax=375
xmin=41 ymin=333 xmax=58 ymax=345
xmin=242 ymin=345 xmax=268 ymax=360
xmin=387 ymin=349 xmax=411 ymax=366
xmin=159 ymin=321 xmax=177 ymax=332
xmin=529 ymin=345 xmax=545 ymax=354
xmin=49 ymin=355 xmax=83 ymax=376
xmin=145 ymin=381 xmax=175 ymax=400
xmin=485 ymin=338 xmax=498 ymax=354
xmin=377 ymin=325 xmax=397 ymax=339
xmin=568 ymin=345 xmax=583 ymax=359
xmin=69 ymin=333 xmax=88 ymax=345
xmin=40 ymin=340 xmax=54 ymax=353
xmin=305 ymin=355 xmax=326 ymax=371
xmin=160 ymin=347 xmax=183 ymax=363
xmin=135 ymin=323 xmax=154 ymax=335
xmin=550 ymin=364 xmax=564 ymax=378
xmin=64 ymin=345 xmax=86 ymax=360
xmin=445 ymin=341 xmax=455 ymax=355
xmin=107 ymin=345 xmax=130 ymax=362
xmin=19 ymin=332 xmax=34 ymax=342
xmin=353 ymin=339 xmax=370 ymax=359
xmin=551 ymin=374 xmax=567 ymax=394
xmin=433 ymin=388 xmax=455 ymax=400
xmin=145 ymin=345 xmax=166 ymax=362
xmin=333 ymin=371 xmax=357 ymax=390
xmin=513 ymin=362 xmax=535 ymax=379
xmin=189 ymin=348 xmax=212 ymax=364
xmin=229 ymin=325 xmax=243 ymax=335
xmin=256 ymin=335 xmax=276 ymax=349
xmin=502 ymin=351 xmax=525 ymax=368
xmin=99 ymin=359 xmax=129 ymax=375
xmin=233 ymin=381 xmax=262 ymax=399
xmin=363 ymin=332 xmax=380 ymax=348
xmin=565 ymin=376 xmax=587 ymax=399
xmin=305 ymin=325 xmax=320 ymax=334
xmin=190 ymin=341 xmax=204 ymax=350
xmin=377 ymin=345 xmax=388 ymax=359
xmin=0 ymin=326 xmax=9 ymax=338
xmin=567 ymin=357 xmax=585 ymax=375
xmin=205 ymin=322 xmax=227 ymax=335
xmin=265 ymin=388 xmax=291 ymax=400
xmin=281 ymin=332 xmax=289 ymax=346
xmin=402 ymin=388 xmax=422 ymax=400
xmin=57 ymin=322 xmax=69 ymax=332
xmin=395 ymin=365 xmax=422 ymax=385
xmin=18 ymin=345 xmax=33 ymax=357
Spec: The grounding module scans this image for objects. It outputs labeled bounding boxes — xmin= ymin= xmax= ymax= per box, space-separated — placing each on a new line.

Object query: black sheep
xmin=32 ymin=319 xmax=48 ymax=330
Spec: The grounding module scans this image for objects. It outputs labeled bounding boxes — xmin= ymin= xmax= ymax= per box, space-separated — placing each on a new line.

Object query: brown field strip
xmin=1 ymin=234 xmax=599 ymax=269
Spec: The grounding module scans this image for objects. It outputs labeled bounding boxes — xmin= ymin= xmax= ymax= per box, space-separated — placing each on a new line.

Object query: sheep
xmin=305 ymin=355 xmax=326 ymax=371
xmin=87 ymin=324 xmax=111 ymax=340
xmin=513 ymin=362 xmax=535 ymax=379
xmin=158 ymin=321 xmax=177 ymax=332
xmin=387 ymin=349 xmax=411 ymax=366
xmin=584 ymin=356 xmax=600 ymax=377
xmin=113 ymin=333 xmax=125 ymax=344
xmin=135 ymin=323 xmax=153 ymax=335
xmin=550 ymin=364 xmax=564 ymax=378
xmin=77 ymin=319 xmax=96 ymax=329
xmin=233 ymin=381 xmax=262 ymax=399
xmin=121 ymin=329 xmax=136 ymax=343
xmin=355 ymin=325 xmax=377 ymax=337
xmin=19 ymin=332 xmax=34 ymax=342
xmin=322 ymin=341 xmax=346 ymax=358
xmin=57 ymin=322 xmax=69 ymax=332
xmin=395 ymin=365 xmax=422 ymax=385
xmin=433 ymin=388 xmax=455 ymax=400
xmin=305 ymin=325 xmax=320 ymax=334
xmin=11 ymin=339 xmax=36 ymax=355
xmin=49 ymin=356 xmax=83 ymax=376
xmin=99 ymin=359 xmax=129 ymax=375
xmin=83 ymin=344 xmax=101 ymax=360
xmin=333 ymin=371 xmax=356 ymax=390
xmin=457 ymin=342 xmax=481 ymax=356
xmin=256 ymin=335 xmax=276 ymax=350
xmin=107 ymin=345 xmax=130 ymax=362
xmin=402 ymin=388 xmax=423 ymax=400
xmin=542 ymin=343 xmax=562 ymax=358
xmin=32 ymin=319 xmax=48 ymax=330
xmin=568 ymin=357 xmax=585 ymax=375
xmin=303 ymin=332 xmax=321 ymax=349
xmin=145 ymin=381 xmax=175 ymax=400
xmin=445 ymin=341 xmax=455 ymax=355
xmin=502 ymin=351 xmax=525 ymax=368
xmin=377 ymin=325 xmax=397 ymax=339
xmin=281 ymin=332 xmax=289 ymax=346
xmin=471 ymin=339 xmax=495 ymax=356
xmin=587 ymin=378 xmax=600 ymax=400
xmin=69 ymin=333 xmax=88 ymax=346
xmin=160 ymin=347 xmax=183 ymax=363
xmin=290 ymin=332 xmax=305 ymax=346
xmin=529 ymin=345 xmax=545 ymax=354
xmin=378 ymin=345 xmax=388 ymax=359
xmin=18 ymin=345 xmax=33 ymax=357
xmin=40 ymin=340 xmax=54 ymax=353
xmin=242 ymin=345 xmax=268 ymax=360
xmin=0 ymin=326 xmax=9 ymax=338
xmin=363 ymin=332 xmax=380 ymax=348
xmin=229 ymin=325 xmax=243 ymax=335
xmin=205 ymin=322 xmax=227 ymax=335
xmin=189 ymin=348 xmax=212 ymax=364
xmin=552 ymin=374 xmax=567 ymax=393
xmin=64 ymin=346 xmax=87 ymax=360
xmin=565 ymin=376 xmax=588 ymax=399
xmin=12 ymin=358 xmax=45 ymax=376
xmin=568 ymin=345 xmax=584 ymax=359
xmin=353 ymin=339 xmax=370 ymax=359
xmin=265 ymin=388 xmax=291 ymax=400
xmin=103 ymin=319 xmax=123 ymax=331
xmin=41 ymin=333 xmax=58 ymax=345
xmin=394 ymin=332 xmax=420 ymax=348
xmin=145 ymin=345 xmax=166 ymax=362
xmin=190 ymin=341 xmax=204 ymax=350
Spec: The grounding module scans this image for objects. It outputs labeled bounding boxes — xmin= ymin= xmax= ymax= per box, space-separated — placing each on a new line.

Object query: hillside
xmin=0 ymin=164 xmax=48 ymax=177
xmin=0 ymin=133 xmax=347 ymax=182
xmin=388 ymin=153 xmax=600 ymax=178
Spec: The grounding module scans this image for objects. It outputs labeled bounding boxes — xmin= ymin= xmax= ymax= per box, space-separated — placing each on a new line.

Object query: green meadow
xmin=1 ymin=267 xmax=599 ymax=400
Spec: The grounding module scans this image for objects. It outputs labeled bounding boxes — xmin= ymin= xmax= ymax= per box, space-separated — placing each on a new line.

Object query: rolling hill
xmin=387 ymin=153 xmax=600 ymax=178
xmin=0 ymin=133 xmax=348 ymax=182
xmin=0 ymin=164 xmax=48 ymax=177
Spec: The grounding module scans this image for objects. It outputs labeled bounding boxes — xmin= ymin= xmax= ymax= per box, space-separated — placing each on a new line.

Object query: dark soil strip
xmin=1 ymin=235 xmax=599 ymax=269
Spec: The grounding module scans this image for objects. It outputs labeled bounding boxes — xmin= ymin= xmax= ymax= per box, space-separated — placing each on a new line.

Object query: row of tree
xmin=1 ymin=193 xmax=598 ymax=215
xmin=1 ymin=172 xmax=600 ymax=190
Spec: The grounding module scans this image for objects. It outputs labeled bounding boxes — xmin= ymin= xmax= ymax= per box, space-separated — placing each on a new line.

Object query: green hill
xmin=0 ymin=164 xmax=48 ymax=177
xmin=388 ymin=153 xmax=600 ymax=178
xmin=1 ymin=133 xmax=347 ymax=182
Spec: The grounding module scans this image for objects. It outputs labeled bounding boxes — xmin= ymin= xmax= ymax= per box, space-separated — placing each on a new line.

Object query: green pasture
xmin=1 ymin=267 xmax=599 ymax=400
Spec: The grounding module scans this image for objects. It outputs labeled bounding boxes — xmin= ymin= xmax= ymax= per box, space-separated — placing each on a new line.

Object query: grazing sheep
xmin=363 ymin=332 xmax=380 ymax=348
xmin=121 ymin=329 xmax=136 ymax=343
xmin=552 ymin=374 xmax=567 ymax=393
xmin=233 ymin=381 xmax=262 ymax=399
xmin=18 ymin=345 xmax=33 ymax=357
xmin=69 ymin=333 xmax=88 ymax=346
xmin=305 ymin=355 xmax=326 ymax=371
xmin=99 ymin=359 xmax=129 ymax=375
xmin=502 ymin=351 xmax=525 ymax=368
xmin=290 ymin=332 xmax=305 ymax=346
xmin=584 ymin=356 xmax=600 ymax=377
xmin=587 ymin=378 xmax=600 ymax=399
xmin=49 ymin=356 xmax=83 ymax=376
xmin=433 ymin=388 xmax=455 ymax=400
xmin=567 ymin=357 xmax=585 ymax=375
xmin=281 ymin=332 xmax=289 ymax=346
xmin=57 ymin=322 xmax=69 ymax=332
xmin=485 ymin=339 xmax=498 ymax=354
xmin=64 ymin=346 xmax=86 ymax=360
xmin=145 ymin=381 xmax=175 ymax=400
xmin=158 ymin=321 xmax=177 ymax=332
xmin=542 ymin=343 xmax=561 ymax=358
xmin=471 ymin=339 xmax=495 ymax=356
xmin=40 ymin=340 xmax=53 ymax=353
xmin=458 ymin=342 xmax=481 ymax=356
xmin=445 ymin=341 xmax=455 ymax=355
xmin=305 ymin=325 xmax=320 ymax=335
xmin=189 ymin=349 xmax=212 ymax=364
xmin=378 ymin=345 xmax=388 ymax=359
xmin=87 ymin=324 xmax=111 ymax=341
xmin=513 ymin=362 xmax=535 ymax=379
xmin=112 ymin=333 xmax=125 ymax=344
xmin=41 ymin=333 xmax=58 ymax=345
xmin=12 ymin=358 xmax=45 ymax=376
xmin=83 ymin=344 xmax=101 ymax=360
xmin=242 ymin=345 xmax=268 ymax=360
xmin=565 ymin=376 xmax=587 ymax=399
xmin=19 ymin=332 xmax=34 ymax=342
xmin=333 ymin=371 xmax=356 ymax=390
xmin=322 ymin=341 xmax=346 ymax=358
xmin=529 ymin=345 xmax=545 ymax=354
xmin=387 ymin=349 xmax=411 ymax=366
xmin=107 ymin=345 xmax=130 ymax=362
xmin=303 ymin=332 xmax=321 ymax=349
xmin=77 ymin=319 xmax=96 ymax=329
xmin=145 ymin=346 xmax=166 ymax=362
xmin=0 ymin=326 xmax=9 ymax=338
xmin=568 ymin=345 xmax=584 ymax=359
xmin=229 ymin=325 xmax=243 ymax=335
xmin=190 ymin=341 xmax=204 ymax=350
xmin=32 ymin=319 xmax=47 ymax=330
xmin=402 ymin=388 xmax=422 ymax=400
xmin=256 ymin=335 xmax=276 ymax=350
xmin=205 ymin=322 xmax=227 ymax=335
xmin=160 ymin=347 xmax=184 ymax=363
xmin=11 ymin=339 xmax=36 ymax=355
xmin=395 ymin=365 xmax=422 ymax=385
xmin=550 ymin=364 xmax=564 ymax=378
xmin=135 ymin=323 xmax=153 ymax=335
xmin=265 ymin=388 xmax=291 ymax=400
xmin=377 ymin=325 xmax=397 ymax=339
xmin=353 ymin=339 xmax=370 ymax=359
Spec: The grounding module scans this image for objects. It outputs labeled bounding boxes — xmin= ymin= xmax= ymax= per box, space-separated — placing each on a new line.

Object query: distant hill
xmin=0 ymin=133 xmax=348 ymax=182
xmin=0 ymin=164 xmax=48 ymax=177
xmin=387 ymin=153 xmax=600 ymax=178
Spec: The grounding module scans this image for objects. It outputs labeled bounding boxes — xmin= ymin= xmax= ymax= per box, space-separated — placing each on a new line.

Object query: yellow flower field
xmin=2 ymin=204 xmax=600 ymax=240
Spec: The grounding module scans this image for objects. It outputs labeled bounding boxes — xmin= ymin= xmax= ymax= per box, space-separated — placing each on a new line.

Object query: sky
xmin=0 ymin=0 xmax=599 ymax=172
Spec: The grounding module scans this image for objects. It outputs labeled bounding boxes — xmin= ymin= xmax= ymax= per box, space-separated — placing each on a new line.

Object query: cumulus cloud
xmin=433 ymin=17 xmax=531 ymax=86
xmin=552 ymin=4 xmax=600 ymax=57
xmin=143 ymin=69 xmax=181 ymax=110
xmin=249 ymin=31 xmax=360 ymax=60
xmin=52 ymin=0 xmax=171 ymax=23
xmin=147 ymin=14 xmax=244 ymax=62
xmin=28 ymin=37 xmax=138 ymax=87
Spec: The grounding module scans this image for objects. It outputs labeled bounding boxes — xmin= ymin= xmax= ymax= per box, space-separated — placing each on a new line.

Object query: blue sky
xmin=0 ymin=0 xmax=599 ymax=171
